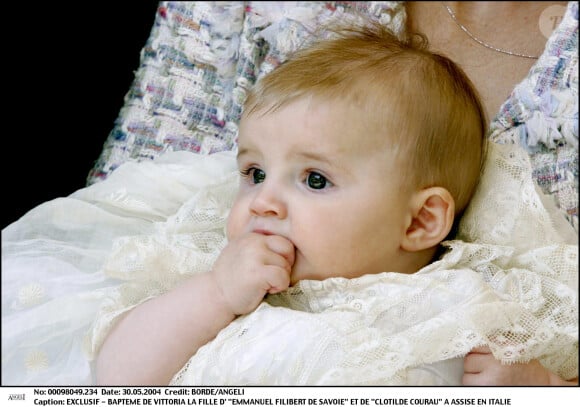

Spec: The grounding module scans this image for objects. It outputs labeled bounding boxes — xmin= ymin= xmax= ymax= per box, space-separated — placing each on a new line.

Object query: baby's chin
xmin=289 ymin=267 xmax=309 ymax=286
xmin=289 ymin=266 xmax=331 ymax=286
xmin=289 ymin=254 xmax=345 ymax=285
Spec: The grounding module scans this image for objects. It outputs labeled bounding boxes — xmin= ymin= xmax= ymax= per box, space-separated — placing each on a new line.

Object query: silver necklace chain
xmin=443 ymin=4 xmax=540 ymax=59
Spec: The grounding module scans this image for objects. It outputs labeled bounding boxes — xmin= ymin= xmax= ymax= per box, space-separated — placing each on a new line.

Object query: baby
xmin=96 ymin=21 xmax=570 ymax=385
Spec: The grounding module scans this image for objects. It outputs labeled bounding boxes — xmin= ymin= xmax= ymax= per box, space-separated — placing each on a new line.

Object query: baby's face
xmin=227 ymin=96 xmax=414 ymax=284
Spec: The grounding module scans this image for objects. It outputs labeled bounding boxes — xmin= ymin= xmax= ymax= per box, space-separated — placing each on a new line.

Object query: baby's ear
xmin=401 ymin=187 xmax=455 ymax=252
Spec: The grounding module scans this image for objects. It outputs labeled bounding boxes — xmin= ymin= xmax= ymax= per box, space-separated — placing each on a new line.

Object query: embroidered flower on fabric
xmin=24 ymin=350 xmax=49 ymax=373
xmin=17 ymin=283 xmax=45 ymax=307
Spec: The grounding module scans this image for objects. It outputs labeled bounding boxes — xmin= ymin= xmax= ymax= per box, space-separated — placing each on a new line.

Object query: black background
xmin=4 ymin=2 xmax=160 ymax=229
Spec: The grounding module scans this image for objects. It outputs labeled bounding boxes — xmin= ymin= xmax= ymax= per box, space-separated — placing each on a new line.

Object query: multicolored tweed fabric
xmin=86 ymin=1 xmax=404 ymax=184
xmin=489 ymin=1 xmax=578 ymax=231
xmin=86 ymin=1 xmax=577 ymax=232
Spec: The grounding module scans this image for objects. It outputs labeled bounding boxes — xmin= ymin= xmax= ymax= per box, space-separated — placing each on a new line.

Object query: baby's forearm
xmin=95 ymin=272 xmax=235 ymax=385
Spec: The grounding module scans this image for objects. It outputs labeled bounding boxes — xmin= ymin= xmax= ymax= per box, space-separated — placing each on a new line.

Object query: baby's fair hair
xmin=243 ymin=21 xmax=487 ymax=215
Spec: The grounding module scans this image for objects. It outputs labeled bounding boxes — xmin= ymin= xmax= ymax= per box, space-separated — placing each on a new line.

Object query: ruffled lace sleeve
xmin=83 ymin=151 xmax=238 ymax=359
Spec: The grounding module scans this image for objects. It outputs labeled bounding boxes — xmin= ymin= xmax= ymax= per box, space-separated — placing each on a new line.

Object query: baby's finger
xmin=462 ymin=371 xmax=497 ymax=386
xmin=463 ymin=352 xmax=490 ymax=373
xmin=265 ymin=235 xmax=296 ymax=266
xmin=262 ymin=265 xmax=291 ymax=294
xmin=467 ymin=345 xmax=492 ymax=355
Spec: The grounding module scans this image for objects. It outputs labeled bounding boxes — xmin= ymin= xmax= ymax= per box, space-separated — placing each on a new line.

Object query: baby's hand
xmin=210 ymin=233 xmax=295 ymax=316
xmin=462 ymin=346 xmax=552 ymax=386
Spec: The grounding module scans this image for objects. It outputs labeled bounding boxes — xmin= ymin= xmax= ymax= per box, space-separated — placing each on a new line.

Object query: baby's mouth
xmin=252 ymin=229 xmax=274 ymax=236
xmin=251 ymin=228 xmax=294 ymax=247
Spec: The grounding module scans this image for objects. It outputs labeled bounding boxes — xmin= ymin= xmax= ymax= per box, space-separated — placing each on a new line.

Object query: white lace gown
xmin=2 ymin=143 xmax=577 ymax=385
xmin=168 ymin=143 xmax=578 ymax=385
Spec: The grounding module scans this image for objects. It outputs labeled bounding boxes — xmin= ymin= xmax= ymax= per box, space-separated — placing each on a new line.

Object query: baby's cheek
xmin=225 ymin=209 xmax=243 ymax=241
xmin=225 ymin=217 xmax=236 ymax=241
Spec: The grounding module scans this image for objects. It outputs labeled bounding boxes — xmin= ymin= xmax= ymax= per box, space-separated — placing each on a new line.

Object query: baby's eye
xmin=241 ymin=168 xmax=266 ymax=184
xmin=252 ymin=169 xmax=266 ymax=184
xmin=306 ymin=172 xmax=328 ymax=190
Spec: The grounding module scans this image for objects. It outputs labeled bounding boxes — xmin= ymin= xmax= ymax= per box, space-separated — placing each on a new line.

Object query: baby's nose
xmin=249 ymin=185 xmax=287 ymax=219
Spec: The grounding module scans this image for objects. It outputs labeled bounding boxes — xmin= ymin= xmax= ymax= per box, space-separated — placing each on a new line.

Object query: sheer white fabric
xmin=1 ymin=151 xmax=237 ymax=385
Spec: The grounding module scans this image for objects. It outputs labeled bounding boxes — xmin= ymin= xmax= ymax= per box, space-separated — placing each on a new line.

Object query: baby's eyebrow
xmin=236 ymin=147 xmax=253 ymax=160
xmin=292 ymin=151 xmax=337 ymax=168
xmin=237 ymin=147 xmax=344 ymax=172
